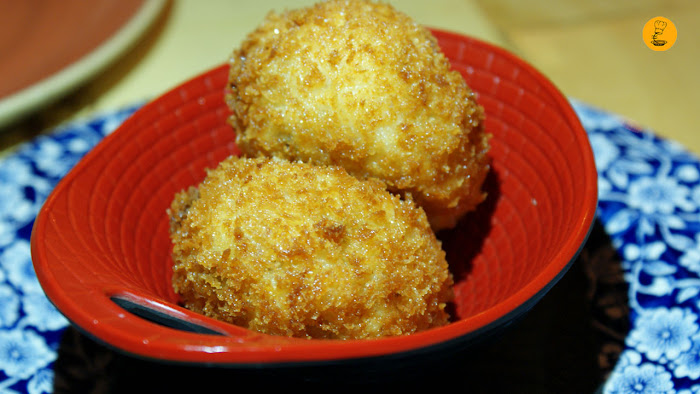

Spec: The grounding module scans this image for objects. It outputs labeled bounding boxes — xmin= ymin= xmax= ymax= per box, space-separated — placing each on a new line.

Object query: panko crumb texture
xmin=226 ymin=0 xmax=491 ymax=231
xmin=168 ymin=157 xmax=453 ymax=339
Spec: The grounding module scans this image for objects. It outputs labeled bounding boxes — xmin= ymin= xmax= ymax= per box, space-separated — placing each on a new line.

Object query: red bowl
xmin=31 ymin=30 xmax=597 ymax=366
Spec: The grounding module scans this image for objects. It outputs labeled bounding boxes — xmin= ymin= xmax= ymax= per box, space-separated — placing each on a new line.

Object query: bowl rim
xmin=30 ymin=29 xmax=598 ymax=366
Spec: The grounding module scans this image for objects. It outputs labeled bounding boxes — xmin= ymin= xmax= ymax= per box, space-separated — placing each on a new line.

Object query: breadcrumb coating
xmin=226 ymin=0 xmax=491 ymax=230
xmin=169 ymin=157 xmax=453 ymax=339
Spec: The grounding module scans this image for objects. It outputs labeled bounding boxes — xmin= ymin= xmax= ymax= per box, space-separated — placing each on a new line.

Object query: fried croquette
xmin=226 ymin=0 xmax=491 ymax=231
xmin=168 ymin=156 xmax=453 ymax=339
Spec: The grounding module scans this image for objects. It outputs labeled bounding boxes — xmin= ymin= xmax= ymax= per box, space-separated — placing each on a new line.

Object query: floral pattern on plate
xmin=1 ymin=100 xmax=699 ymax=393
xmin=573 ymin=100 xmax=700 ymax=394
xmin=0 ymin=106 xmax=138 ymax=394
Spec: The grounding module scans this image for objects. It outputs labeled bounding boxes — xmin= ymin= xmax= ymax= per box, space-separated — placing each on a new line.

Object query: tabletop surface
xmin=479 ymin=0 xmax=699 ymax=156
xmin=0 ymin=0 xmax=697 ymax=155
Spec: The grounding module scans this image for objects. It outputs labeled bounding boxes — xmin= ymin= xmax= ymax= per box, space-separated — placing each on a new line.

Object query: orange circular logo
xmin=643 ymin=16 xmax=677 ymax=51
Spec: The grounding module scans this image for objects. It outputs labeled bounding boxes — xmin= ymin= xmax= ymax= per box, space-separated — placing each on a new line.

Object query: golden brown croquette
xmin=169 ymin=157 xmax=453 ymax=339
xmin=225 ymin=0 xmax=491 ymax=231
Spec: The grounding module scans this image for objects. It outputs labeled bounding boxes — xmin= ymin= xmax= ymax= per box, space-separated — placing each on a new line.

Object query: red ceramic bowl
xmin=31 ymin=30 xmax=597 ymax=366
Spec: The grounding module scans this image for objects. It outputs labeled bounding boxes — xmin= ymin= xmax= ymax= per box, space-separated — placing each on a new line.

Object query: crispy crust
xmin=168 ymin=157 xmax=453 ymax=339
xmin=226 ymin=0 xmax=490 ymax=230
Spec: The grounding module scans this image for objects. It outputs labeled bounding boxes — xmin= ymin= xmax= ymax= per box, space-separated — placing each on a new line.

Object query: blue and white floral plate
xmin=578 ymin=100 xmax=700 ymax=393
xmin=0 ymin=107 xmax=138 ymax=394
xmin=0 ymin=101 xmax=698 ymax=393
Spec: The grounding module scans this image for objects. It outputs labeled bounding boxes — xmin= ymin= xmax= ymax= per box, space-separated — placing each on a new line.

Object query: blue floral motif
xmin=1 ymin=241 xmax=41 ymax=294
xmin=0 ymin=330 xmax=54 ymax=383
xmin=26 ymin=369 xmax=53 ymax=394
xmin=21 ymin=291 xmax=68 ymax=332
xmin=0 ymin=285 xmax=20 ymax=328
xmin=678 ymin=385 xmax=700 ymax=394
xmin=627 ymin=308 xmax=698 ymax=362
xmin=679 ymin=235 xmax=700 ymax=276
xmin=604 ymin=363 xmax=675 ymax=394
xmin=570 ymin=99 xmax=700 ymax=393
xmin=672 ymin=333 xmax=700 ymax=381
xmin=0 ymin=105 xmax=139 ymax=393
